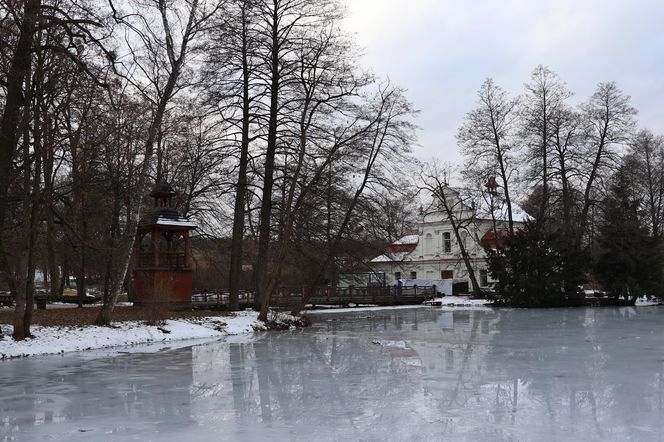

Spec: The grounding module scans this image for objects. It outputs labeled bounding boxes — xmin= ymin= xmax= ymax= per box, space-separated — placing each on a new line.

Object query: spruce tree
xmin=595 ymin=169 xmax=663 ymax=302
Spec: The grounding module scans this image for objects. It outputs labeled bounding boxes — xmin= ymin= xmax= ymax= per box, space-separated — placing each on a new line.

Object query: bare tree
xmin=549 ymin=104 xmax=583 ymax=234
xmin=626 ymin=129 xmax=664 ymax=237
xmin=577 ymin=81 xmax=636 ymax=247
xmin=202 ymin=0 xmax=264 ymax=311
xmin=0 ymin=0 xmax=42 ymax=281
xmin=458 ymin=79 xmax=519 ymax=234
xmin=520 ymin=65 xmax=573 ymax=225
xmin=419 ymin=164 xmax=482 ymax=296
xmin=96 ymin=0 xmax=218 ymax=325
xmin=357 ymin=185 xmax=418 ymax=245
xmin=292 ymin=85 xmax=416 ymax=314
xmin=1 ymin=0 xmax=111 ymax=339
xmin=252 ymin=0 xmax=338 ymax=312
xmin=256 ymin=19 xmax=379 ymax=319
xmin=9 ymin=70 xmax=42 ymax=339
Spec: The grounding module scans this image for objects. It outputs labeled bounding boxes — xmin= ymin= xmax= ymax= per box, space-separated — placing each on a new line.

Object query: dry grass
xmin=0 ymin=306 xmax=233 ymax=327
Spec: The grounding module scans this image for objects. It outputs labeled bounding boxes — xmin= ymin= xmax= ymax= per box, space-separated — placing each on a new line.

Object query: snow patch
xmin=393 ymin=234 xmax=419 ymax=245
xmin=635 ymin=297 xmax=663 ymax=306
xmin=155 ymin=217 xmax=197 ymax=228
xmin=371 ymin=339 xmax=409 ymax=348
xmin=425 ymin=296 xmax=491 ymax=307
xmin=370 ymin=251 xmax=413 ymax=262
xmin=0 ymin=311 xmax=261 ymax=360
xmin=307 ymin=305 xmax=428 ymax=314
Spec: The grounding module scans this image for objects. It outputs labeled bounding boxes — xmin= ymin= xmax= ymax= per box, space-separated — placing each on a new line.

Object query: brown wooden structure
xmin=131 ymin=181 xmax=196 ymax=305
xmin=191 ymin=285 xmax=437 ymax=310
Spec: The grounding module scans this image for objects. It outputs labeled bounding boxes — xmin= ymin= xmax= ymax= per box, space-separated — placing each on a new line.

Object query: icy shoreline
xmin=306 ymin=296 xmax=492 ymax=314
xmin=0 ymin=311 xmax=261 ymax=360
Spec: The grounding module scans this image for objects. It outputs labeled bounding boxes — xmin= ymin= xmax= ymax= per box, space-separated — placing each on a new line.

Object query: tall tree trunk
xmin=437 ymin=187 xmax=482 ymax=297
xmin=59 ymin=259 xmax=68 ymax=296
xmin=14 ymin=90 xmax=41 ymax=340
xmin=23 ymin=150 xmax=41 ymax=338
xmin=228 ymin=2 xmax=252 ymax=312
xmin=577 ymin=123 xmax=608 ymax=248
xmin=260 ymin=102 xmax=311 ymax=320
xmin=0 ymin=0 xmax=41 ymax=277
xmin=77 ymin=236 xmax=86 ymax=308
xmin=96 ymin=89 xmax=175 ymax=325
xmin=293 ymin=112 xmax=390 ymax=314
xmin=539 ymin=114 xmax=548 ymax=226
xmin=491 ymin=124 xmax=514 ymax=235
xmin=254 ymin=3 xmax=280 ymax=312
xmin=44 ymin=175 xmax=59 ymax=299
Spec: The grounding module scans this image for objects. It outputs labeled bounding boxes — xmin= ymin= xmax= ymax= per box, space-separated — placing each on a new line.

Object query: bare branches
xmin=458 ymin=78 xmax=518 ymax=234
xmin=418 ymin=163 xmax=482 ymax=296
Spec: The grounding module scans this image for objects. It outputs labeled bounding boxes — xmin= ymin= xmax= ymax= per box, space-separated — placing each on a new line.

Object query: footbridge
xmin=191 ymin=285 xmax=438 ymax=310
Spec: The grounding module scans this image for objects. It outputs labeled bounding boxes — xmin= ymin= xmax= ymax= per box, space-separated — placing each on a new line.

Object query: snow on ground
xmin=307 ymin=297 xmax=492 ymax=315
xmin=306 ymin=304 xmax=429 ymax=314
xmin=635 ymin=297 xmax=662 ymax=306
xmin=425 ymin=296 xmax=491 ymax=307
xmin=0 ymin=310 xmax=260 ymax=360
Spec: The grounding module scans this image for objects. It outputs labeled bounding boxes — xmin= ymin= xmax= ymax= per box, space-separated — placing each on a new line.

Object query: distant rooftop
xmin=371 ymin=234 xmax=419 ymax=263
xmin=393 ymin=234 xmax=419 ymax=245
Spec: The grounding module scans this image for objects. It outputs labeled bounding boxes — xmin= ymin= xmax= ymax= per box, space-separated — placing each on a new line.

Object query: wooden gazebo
xmin=131 ymin=181 xmax=197 ymax=305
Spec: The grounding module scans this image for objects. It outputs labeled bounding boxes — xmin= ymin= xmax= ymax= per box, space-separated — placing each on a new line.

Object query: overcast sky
xmin=343 ymin=0 xmax=664 ymax=164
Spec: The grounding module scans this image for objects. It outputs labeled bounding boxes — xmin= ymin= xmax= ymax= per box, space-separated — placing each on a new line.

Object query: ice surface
xmin=2 ymin=306 xmax=664 ymax=441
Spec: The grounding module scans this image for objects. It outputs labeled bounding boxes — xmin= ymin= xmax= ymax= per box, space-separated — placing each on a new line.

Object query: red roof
xmin=481 ymin=228 xmax=510 ymax=250
xmin=386 ymin=243 xmax=417 ymax=254
xmin=385 ymin=233 xmax=418 ymax=254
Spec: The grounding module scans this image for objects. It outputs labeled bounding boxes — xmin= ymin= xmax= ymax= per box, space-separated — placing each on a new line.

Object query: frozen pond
xmin=2 ymin=306 xmax=664 ymax=441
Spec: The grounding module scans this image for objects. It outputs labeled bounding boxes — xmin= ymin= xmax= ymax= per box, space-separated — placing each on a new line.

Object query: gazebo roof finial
xmin=150 ymin=179 xmax=176 ymax=199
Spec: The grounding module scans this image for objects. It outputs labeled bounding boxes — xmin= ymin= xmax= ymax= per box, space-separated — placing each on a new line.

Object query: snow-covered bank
xmin=306 ymin=297 xmax=493 ymax=315
xmin=635 ymin=297 xmax=662 ymax=306
xmin=306 ymin=304 xmax=429 ymax=314
xmin=425 ymin=296 xmax=491 ymax=307
xmin=0 ymin=311 xmax=261 ymax=360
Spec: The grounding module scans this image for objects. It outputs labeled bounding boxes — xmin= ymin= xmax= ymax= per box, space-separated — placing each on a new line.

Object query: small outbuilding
xmin=131 ymin=181 xmax=197 ymax=306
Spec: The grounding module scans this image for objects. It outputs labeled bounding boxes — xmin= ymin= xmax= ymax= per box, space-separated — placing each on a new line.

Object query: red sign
xmin=241 ymin=264 xmax=254 ymax=272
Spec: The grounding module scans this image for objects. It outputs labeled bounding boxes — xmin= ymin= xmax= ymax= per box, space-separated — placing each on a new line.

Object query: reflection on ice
xmin=2 ymin=307 xmax=664 ymax=441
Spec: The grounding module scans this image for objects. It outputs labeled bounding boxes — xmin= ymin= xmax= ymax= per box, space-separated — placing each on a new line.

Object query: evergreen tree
xmin=486 ymin=219 xmax=587 ymax=307
xmin=595 ymin=169 xmax=663 ymax=302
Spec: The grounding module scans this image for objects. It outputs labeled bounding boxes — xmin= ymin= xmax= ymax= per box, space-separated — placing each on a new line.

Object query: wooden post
xmin=183 ymin=231 xmax=190 ymax=268
xmin=134 ymin=233 xmax=142 ymax=267
xmin=153 ymin=231 xmax=160 ymax=267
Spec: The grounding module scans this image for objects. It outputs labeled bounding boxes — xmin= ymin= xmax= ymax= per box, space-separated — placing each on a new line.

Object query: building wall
xmin=370 ymin=217 xmax=509 ymax=288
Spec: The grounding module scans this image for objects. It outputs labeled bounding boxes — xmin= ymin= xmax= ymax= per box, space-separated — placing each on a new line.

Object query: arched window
xmin=443 ymin=232 xmax=452 ymax=253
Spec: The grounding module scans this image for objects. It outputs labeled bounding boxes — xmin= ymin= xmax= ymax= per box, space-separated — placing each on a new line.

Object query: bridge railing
xmin=191 ymin=286 xmax=437 ymax=308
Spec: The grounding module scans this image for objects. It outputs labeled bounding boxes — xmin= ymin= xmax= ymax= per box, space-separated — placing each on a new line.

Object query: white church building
xmin=368 ymin=188 xmax=529 ymax=292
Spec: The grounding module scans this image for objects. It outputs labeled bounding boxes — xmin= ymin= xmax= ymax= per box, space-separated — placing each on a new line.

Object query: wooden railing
xmin=191 ymin=285 xmax=436 ymax=308
xmin=191 ymin=291 xmax=253 ymax=304
xmin=137 ymin=252 xmax=186 ymax=269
